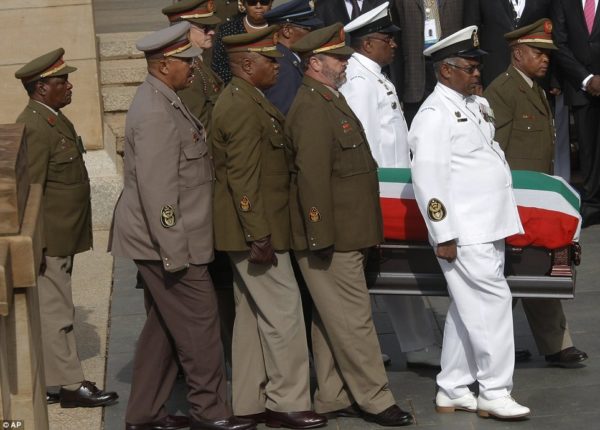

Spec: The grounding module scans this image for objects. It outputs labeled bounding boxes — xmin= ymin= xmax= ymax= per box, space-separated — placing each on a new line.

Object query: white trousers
xmin=376 ymin=295 xmax=437 ymax=352
xmin=436 ymin=240 xmax=514 ymax=401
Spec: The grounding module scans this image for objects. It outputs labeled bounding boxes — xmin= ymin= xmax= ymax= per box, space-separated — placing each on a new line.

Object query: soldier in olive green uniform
xmin=285 ymin=24 xmax=413 ymax=427
xmin=484 ymin=19 xmax=588 ymax=368
xmin=15 ymin=49 xmax=118 ymax=408
xmin=163 ymin=0 xmax=224 ymax=130
xmin=211 ymin=27 xmax=327 ymax=429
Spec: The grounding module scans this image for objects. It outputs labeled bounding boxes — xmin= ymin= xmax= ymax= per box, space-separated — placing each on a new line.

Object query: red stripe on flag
xmin=380 ymin=197 xmax=428 ymax=241
xmin=507 ymin=206 xmax=579 ymax=249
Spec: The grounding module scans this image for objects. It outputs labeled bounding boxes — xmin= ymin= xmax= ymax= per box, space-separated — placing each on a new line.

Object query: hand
xmin=248 ymin=236 xmax=278 ymax=266
xmin=548 ymin=87 xmax=562 ymax=96
xmin=436 ymin=240 xmax=457 ymax=263
xmin=312 ymin=245 xmax=334 ymax=261
xmin=586 ymin=75 xmax=600 ymax=97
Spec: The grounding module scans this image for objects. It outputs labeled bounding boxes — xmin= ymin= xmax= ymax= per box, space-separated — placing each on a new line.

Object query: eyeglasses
xmin=444 ymin=62 xmax=484 ymax=75
xmin=367 ymin=36 xmax=395 ymax=46
xmin=245 ymin=0 xmax=271 ymax=6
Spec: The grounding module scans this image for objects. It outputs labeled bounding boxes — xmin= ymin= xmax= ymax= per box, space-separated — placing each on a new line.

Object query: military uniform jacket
xmin=285 ymin=76 xmax=384 ymax=252
xmin=210 ymin=77 xmax=289 ymax=251
xmin=109 ymin=75 xmax=214 ymax=271
xmin=340 ymin=53 xmax=410 ymax=168
xmin=264 ymin=44 xmax=303 ymax=115
xmin=16 ymin=100 xmax=92 ymax=257
xmin=484 ymin=66 xmax=555 ymax=174
xmin=178 ymin=59 xmax=223 ymax=133
xmin=408 ymin=83 xmax=523 ymax=246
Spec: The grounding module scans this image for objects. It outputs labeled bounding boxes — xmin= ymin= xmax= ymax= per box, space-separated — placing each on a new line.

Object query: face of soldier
xmin=251 ymin=53 xmax=280 ymax=90
xmin=166 ymin=56 xmax=196 ymax=91
xmin=365 ymin=32 xmax=397 ymax=67
xmin=443 ymin=57 xmax=482 ymax=97
xmin=515 ymin=44 xmax=550 ymax=79
xmin=189 ymin=24 xmax=216 ymax=50
xmin=39 ymin=75 xmax=73 ymax=110
xmin=319 ymin=54 xmax=349 ymax=89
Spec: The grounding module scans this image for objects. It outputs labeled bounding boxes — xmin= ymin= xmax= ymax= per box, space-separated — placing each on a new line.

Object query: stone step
xmin=97 ymin=32 xmax=149 ymax=61
xmin=102 ymin=86 xmax=138 ymax=113
xmin=83 ymin=149 xmax=122 ymax=230
xmin=101 ymin=59 xmax=146 ymax=86
xmin=104 ymin=113 xmax=127 ymax=168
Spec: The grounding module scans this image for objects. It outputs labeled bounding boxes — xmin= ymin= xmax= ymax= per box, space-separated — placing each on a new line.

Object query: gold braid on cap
xmin=313 ymin=41 xmax=345 ymax=53
xmin=164 ymin=41 xmax=193 ymax=57
xmin=39 ymin=60 xmax=67 ymax=78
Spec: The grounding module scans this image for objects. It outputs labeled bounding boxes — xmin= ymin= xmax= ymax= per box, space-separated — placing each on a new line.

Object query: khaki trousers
xmin=229 ymin=251 xmax=311 ymax=415
xmin=295 ymin=250 xmax=395 ymax=415
xmin=37 ymin=255 xmax=84 ymax=387
xmin=126 ymin=261 xmax=229 ymax=424
xmin=521 ymin=299 xmax=573 ymax=355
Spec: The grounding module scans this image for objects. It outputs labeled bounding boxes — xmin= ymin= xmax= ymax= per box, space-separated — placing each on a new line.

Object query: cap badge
xmin=309 ymin=207 xmax=321 ymax=223
xmin=240 ymin=195 xmax=251 ymax=212
xmin=161 ymin=205 xmax=176 ymax=228
xmin=472 ymin=30 xmax=480 ymax=48
xmin=427 ymin=198 xmax=446 ymax=222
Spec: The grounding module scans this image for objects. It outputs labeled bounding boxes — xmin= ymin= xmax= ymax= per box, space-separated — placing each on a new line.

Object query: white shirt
xmin=33 ymin=99 xmax=59 ymax=115
xmin=344 ymin=0 xmax=364 ymax=18
xmin=340 ymin=53 xmax=410 ymax=168
xmin=581 ymin=0 xmax=598 ymax=11
xmin=408 ymin=83 xmax=523 ymax=246
xmin=510 ymin=0 xmax=525 ymax=19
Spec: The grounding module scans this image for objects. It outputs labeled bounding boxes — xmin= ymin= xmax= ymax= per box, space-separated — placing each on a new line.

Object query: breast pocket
xmin=48 ymin=148 xmax=85 ymax=185
xmin=508 ymin=120 xmax=543 ymax=159
xmin=335 ymin=133 xmax=374 ymax=178
xmin=181 ymin=144 xmax=213 ymax=187
xmin=263 ymin=134 xmax=289 ymax=175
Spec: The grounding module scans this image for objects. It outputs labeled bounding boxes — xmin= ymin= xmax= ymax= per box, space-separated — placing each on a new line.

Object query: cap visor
xmin=457 ymin=48 xmax=488 ymax=58
xmin=523 ymin=41 xmax=558 ymax=50
xmin=49 ymin=65 xmax=78 ymax=77
xmin=171 ymin=46 xmax=204 ymax=58
xmin=188 ymin=15 xmax=222 ymax=26
xmin=260 ymin=49 xmax=284 ymax=58
xmin=379 ymin=24 xmax=401 ymax=33
xmin=327 ymin=46 xmax=354 ymax=56
xmin=296 ymin=17 xmax=324 ymax=29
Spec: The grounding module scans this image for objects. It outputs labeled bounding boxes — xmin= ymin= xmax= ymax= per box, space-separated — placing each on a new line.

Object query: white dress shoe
xmin=405 ymin=346 xmax=441 ymax=367
xmin=477 ymin=395 xmax=530 ymax=419
xmin=435 ymin=391 xmax=477 ymax=413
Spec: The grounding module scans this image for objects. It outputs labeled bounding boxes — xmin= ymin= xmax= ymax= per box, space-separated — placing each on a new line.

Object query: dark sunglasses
xmin=245 ymin=0 xmax=271 ymax=6
xmin=445 ymin=62 xmax=484 ymax=75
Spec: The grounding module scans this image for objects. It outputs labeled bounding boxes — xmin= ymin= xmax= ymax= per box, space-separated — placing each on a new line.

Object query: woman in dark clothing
xmin=212 ymin=0 xmax=273 ymax=83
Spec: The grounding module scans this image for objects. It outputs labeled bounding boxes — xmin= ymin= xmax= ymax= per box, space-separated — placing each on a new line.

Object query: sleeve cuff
xmin=582 ymin=74 xmax=594 ymax=91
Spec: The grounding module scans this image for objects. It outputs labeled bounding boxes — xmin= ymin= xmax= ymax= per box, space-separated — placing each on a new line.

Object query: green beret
xmin=15 ymin=48 xmax=77 ymax=84
xmin=223 ymin=25 xmax=283 ymax=58
xmin=162 ymin=0 xmax=221 ymax=26
xmin=504 ymin=18 xmax=558 ymax=50
xmin=290 ymin=23 xmax=354 ymax=57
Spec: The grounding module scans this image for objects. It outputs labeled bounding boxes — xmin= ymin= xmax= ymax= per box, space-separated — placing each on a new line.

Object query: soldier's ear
xmin=35 ymin=80 xmax=47 ymax=96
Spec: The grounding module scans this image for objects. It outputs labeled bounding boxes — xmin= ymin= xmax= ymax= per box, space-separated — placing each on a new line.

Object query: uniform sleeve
xmin=484 ymin=85 xmax=513 ymax=152
xmin=341 ymin=75 xmax=381 ymax=155
xmin=408 ymin=107 xmax=457 ymax=245
xmin=222 ymin=102 xmax=270 ymax=243
xmin=23 ymin=121 xmax=51 ymax=187
xmin=133 ymin=111 xmax=188 ymax=271
xmin=289 ymin=101 xmax=335 ymax=250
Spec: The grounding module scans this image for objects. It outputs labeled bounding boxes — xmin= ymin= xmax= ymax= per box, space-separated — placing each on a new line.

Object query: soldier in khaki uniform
xmin=211 ymin=26 xmax=326 ymax=429
xmin=484 ymin=19 xmax=588 ymax=368
xmin=163 ymin=0 xmax=224 ymax=130
xmin=285 ymin=23 xmax=413 ymax=427
xmin=15 ymin=49 xmax=118 ymax=408
xmin=109 ymin=23 xmax=254 ymax=430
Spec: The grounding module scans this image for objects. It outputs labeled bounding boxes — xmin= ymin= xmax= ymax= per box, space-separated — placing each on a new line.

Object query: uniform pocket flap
xmin=337 ymin=133 xmax=364 ymax=149
xmin=513 ymin=120 xmax=543 ymax=132
xmin=183 ymin=144 xmax=208 ymax=160
xmin=270 ymin=135 xmax=285 ymax=148
xmin=54 ymin=149 xmax=81 ymax=164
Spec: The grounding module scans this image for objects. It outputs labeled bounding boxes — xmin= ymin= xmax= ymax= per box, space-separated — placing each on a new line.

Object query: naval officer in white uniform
xmin=408 ymin=26 xmax=531 ymax=420
xmin=340 ymin=2 xmax=440 ymax=368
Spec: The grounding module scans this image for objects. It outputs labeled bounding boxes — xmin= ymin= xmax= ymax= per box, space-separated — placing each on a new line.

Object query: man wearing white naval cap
xmin=340 ymin=1 xmax=441 ymax=369
xmin=408 ymin=26 xmax=530 ymax=419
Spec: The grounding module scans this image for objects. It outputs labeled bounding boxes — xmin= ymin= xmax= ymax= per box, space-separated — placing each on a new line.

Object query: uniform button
xmin=166 ymin=263 xmax=170 ymax=267
xmin=271 ymin=118 xmax=275 ymax=122
xmin=353 ymin=145 xmax=356 ymax=148
xmin=165 ymin=257 xmax=169 ymax=261
xmin=312 ymin=243 xmax=316 ymax=246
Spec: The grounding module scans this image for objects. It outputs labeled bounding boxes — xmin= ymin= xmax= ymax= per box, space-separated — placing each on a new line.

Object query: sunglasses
xmin=245 ymin=0 xmax=271 ymax=6
xmin=444 ymin=62 xmax=484 ymax=75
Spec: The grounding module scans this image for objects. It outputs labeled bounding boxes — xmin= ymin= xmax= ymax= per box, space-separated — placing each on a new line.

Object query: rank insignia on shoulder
xmin=240 ymin=195 xmax=251 ymax=212
xmin=341 ymin=120 xmax=352 ymax=133
xmin=309 ymin=207 xmax=321 ymax=223
xmin=161 ymin=205 xmax=176 ymax=228
xmin=427 ymin=198 xmax=446 ymax=222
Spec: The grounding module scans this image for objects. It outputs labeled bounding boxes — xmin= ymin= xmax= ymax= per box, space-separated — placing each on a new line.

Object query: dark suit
xmin=552 ymin=0 xmax=600 ymax=224
xmin=316 ymin=0 xmax=383 ymax=25
xmin=464 ymin=0 xmax=552 ymax=86
xmin=390 ymin=0 xmax=463 ymax=124
xmin=264 ymin=44 xmax=303 ymax=115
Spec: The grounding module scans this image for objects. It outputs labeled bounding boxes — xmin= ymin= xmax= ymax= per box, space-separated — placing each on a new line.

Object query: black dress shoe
xmin=362 ymin=404 xmax=413 ymax=427
xmin=190 ymin=416 xmax=256 ymax=430
xmin=545 ymin=346 xmax=588 ymax=368
xmin=323 ymin=403 xmax=362 ymax=419
xmin=265 ymin=409 xmax=327 ymax=429
xmin=59 ymin=381 xmax=119 ymax=408
xmin=126 ymin=415 xmax=190 ymax=430
xmin=236 ymin=412 xmax=266 ymax=424
xmin=46 ymin=392 xmax=60 ymax=405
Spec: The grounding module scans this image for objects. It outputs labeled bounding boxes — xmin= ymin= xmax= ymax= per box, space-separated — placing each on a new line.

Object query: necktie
xmin=584 ymin=0 xmax=596 ymax=34
xmin=350 ymin=0 xmax=361 ymax=19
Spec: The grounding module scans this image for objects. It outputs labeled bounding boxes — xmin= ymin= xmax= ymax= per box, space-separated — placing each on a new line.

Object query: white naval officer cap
xmin=344 ymin=2 xmax=400 ymax=38
xmin=423 ymin=25 xmax=487 ymax=62
xmin=136 ymin=21 xmax=203 ymax=59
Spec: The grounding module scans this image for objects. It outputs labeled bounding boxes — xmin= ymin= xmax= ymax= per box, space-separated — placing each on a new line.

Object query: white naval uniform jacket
xmin=408 ymin=83 xmax=523 ymax=246
xmin=340 ymin=53 xmax=410 ymax=167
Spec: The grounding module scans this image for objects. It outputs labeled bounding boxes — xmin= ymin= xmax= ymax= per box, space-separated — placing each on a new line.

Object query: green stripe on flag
xmin=511 ymin=170 xmax=580 ymax=212
xmin=378 ymin=167 xmax=412 ymax=183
